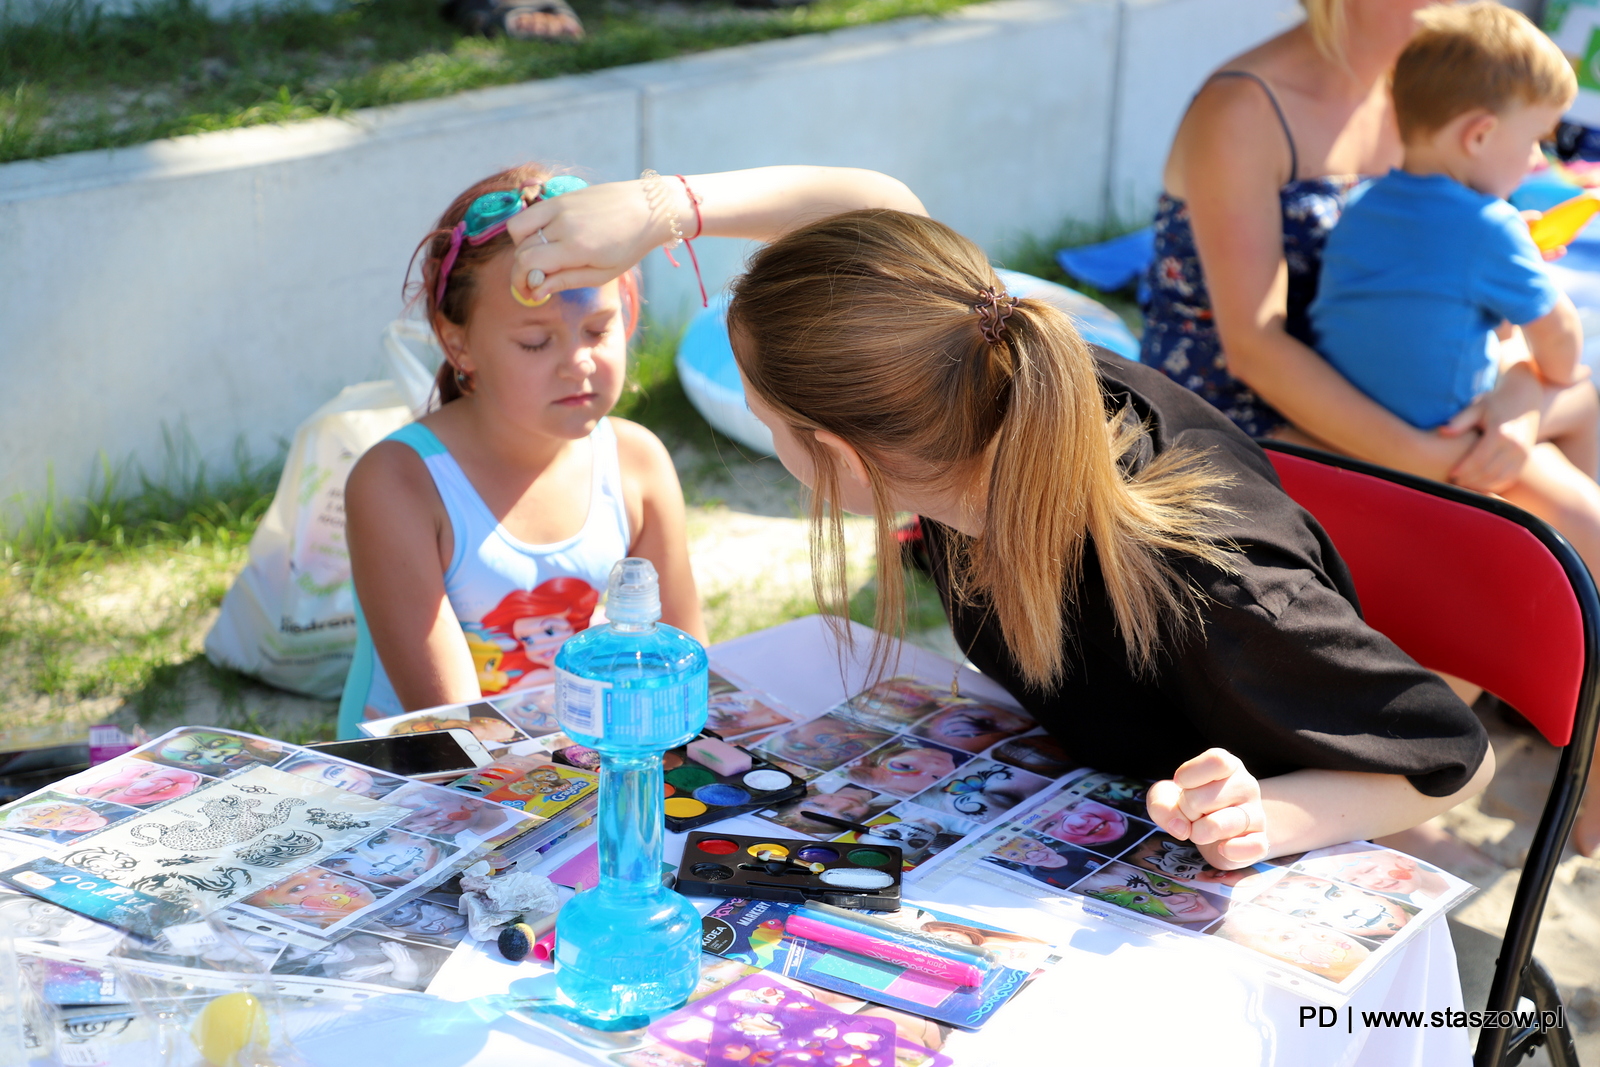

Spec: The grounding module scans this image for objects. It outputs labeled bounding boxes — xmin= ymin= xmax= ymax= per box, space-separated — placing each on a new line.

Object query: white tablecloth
xmin=290 ymin=616 xmax=1471 ymax=1067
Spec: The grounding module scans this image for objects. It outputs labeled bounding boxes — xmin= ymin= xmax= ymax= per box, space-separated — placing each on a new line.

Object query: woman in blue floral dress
xmin=1140 ymin=0 xmax=1561 ymax=490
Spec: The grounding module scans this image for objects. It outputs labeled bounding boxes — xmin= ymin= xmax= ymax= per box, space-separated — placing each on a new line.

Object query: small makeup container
xmin=673 ymin=831 xmax=903 ymax=910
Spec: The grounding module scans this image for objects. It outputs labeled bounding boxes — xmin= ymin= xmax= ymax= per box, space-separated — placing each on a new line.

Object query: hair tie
xmin=973 ymin=288 xmax=1018 ymax=347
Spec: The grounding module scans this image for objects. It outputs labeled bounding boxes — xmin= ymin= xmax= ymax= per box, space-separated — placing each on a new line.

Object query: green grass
xmin=1 ymin=0 xmax=985 ymax=163
xmin=0 ymin=439 xmax=283 ymax=739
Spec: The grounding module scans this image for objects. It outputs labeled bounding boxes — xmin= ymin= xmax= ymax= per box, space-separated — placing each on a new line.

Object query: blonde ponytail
xmin=728 ymin=210 xmax=1234 ymax=686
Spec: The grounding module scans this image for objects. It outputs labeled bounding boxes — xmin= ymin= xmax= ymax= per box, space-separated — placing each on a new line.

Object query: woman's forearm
xmin=686 ymin=166 xmax=927 ymax=242
xmin=1258 ymin=755 xmax=1494 ymax=859
xmin=1224 ymin=326 xmax=1473 ymax=479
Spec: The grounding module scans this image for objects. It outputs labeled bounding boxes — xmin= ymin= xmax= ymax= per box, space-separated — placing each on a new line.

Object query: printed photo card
xmin=0 ymin=726 xmax=537 ymax=944
xmin=733 ymin=676 xmax=1048 ymax=872
xmin=908 ymin=770 xmax=1475 ymax=1001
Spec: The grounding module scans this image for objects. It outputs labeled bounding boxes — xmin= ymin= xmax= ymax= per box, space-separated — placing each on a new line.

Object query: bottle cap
xmin=606 ymin=557 xmax=661 ymax=625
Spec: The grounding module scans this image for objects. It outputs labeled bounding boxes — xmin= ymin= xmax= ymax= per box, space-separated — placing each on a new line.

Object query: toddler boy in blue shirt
xmin=1313 ymin=3 xmax=1600 ymax=857
xmin=1311 ymin=2 xmax=1589 ymax=458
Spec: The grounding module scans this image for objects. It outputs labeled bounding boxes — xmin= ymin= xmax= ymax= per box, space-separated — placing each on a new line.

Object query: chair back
xmin=1264 ymin=446 xmax=1584 ymax=745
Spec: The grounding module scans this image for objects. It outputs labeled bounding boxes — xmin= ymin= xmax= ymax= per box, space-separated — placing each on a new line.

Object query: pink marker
xmin=783 ymin=914 xmax=986 ymax=987
xmin=531 ymin=929 xmax=558 ymax=962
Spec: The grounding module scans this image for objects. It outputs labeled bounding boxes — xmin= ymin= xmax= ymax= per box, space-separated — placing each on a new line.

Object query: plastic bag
xmin=204 ymin=322 xmax=443 ymax=699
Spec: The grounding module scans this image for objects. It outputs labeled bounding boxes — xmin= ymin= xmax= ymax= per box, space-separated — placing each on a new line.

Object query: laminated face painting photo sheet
xmin=0 ymin=727 xmax=537 ymax=946
xmin=734 ymin=675 xmax=1059 ymax=872
xmin=359 ymin=698 xmax=545 ymax=756
xmin=908 ymin=769 xmax=1475 ymax=1002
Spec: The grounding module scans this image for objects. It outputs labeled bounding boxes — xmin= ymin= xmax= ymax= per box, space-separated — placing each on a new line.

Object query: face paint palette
xmin=675 ymin=831 xmax=903 ymax=910
xmin=662 ymin=737 xmax=807 ymax=832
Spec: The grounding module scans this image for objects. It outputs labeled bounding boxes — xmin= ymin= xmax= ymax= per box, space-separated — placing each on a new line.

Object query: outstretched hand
xmin=1146 ymin=748 xmax=1268 ymax=870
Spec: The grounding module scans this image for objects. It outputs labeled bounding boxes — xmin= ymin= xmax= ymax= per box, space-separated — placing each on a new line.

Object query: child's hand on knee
xmin=1146 ymin=748 xmax=1269 ymax=870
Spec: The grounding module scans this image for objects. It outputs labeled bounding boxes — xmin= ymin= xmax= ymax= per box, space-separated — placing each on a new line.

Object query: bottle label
xmin=555 ymin=668 xmax=611 ymax=738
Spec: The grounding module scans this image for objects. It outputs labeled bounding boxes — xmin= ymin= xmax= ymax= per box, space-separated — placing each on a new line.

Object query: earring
xmin=454 ymin=366 xmax=473 ymax=393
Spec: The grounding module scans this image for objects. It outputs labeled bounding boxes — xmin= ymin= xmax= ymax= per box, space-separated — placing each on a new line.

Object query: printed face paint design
xmin=908 ymin=759 xmax=1048 ymax=822
xmin=148 ymin=731 xmax=281 ymax=772
xmin=280 ymin=759 xmax=382 ymax=798
xmin=757 ymin=715 xmax=891 ymax=773
xmin=1084 ymin=777 xmax=1150 ymax=817
xmin=1247 ymin=874 xmax=1417 ymax=939
xmin=1071 ymin=863 xmax=1225 ymax=926
xmin=322 ymin=830 xmax=449 ymax=886
xmin=983 ymin=830 xmax=1103 ymax=889
xmin=1293 ymin=849 xmax=1448 ymax=903
xmin=245 ymin=866 xmax=383 ymax=926
xmin=990 ymin=733 xmax=1073 ymax=777
xmin=386 ymin=784 xmax=509 ymax=841
xmin=390 ymin=714 xmax=520 ymax=745
xmin=73 ymin=761 xmax=205 ymax=807
xmin=991 ymin=835 xmax=1074 ymax=869
xmin=842 ymin=739 xmax=966 ymax=797
xmin=375 ymin=899 xmax=469 ymax=941
xmin=1037 ymin=799 xmax=1133 ymax=850
xmin=839 ymin=677 xmax=949 ymax=727
xmin=706 ymin=692 xmax=794 ymax=737
xmin=1212 ymin=905 xmax=1374 ymax=982
xmin=2 ymin=797 xmax=115 ymax=837
xmin=909 ymin=702 xmax=1033 ymax=754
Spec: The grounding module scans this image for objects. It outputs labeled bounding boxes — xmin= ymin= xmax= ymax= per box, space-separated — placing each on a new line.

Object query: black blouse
xmin=921 ymin=353 xmax=1487 ymax=797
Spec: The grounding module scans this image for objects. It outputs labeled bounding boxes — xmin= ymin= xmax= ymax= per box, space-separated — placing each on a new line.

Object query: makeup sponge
xmin=686 ymin=737 xmax=752 ymax=776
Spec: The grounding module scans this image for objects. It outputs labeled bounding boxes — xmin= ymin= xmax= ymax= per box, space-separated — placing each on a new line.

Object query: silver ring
xmin=526 ymin=268 xmax=546 ymax=289
xmin=536 ymin=229 xmax=549 ymax=245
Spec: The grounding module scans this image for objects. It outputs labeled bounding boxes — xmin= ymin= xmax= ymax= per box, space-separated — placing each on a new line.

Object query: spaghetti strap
xmin=1211 ymin=69 xmax=1298 ymax=182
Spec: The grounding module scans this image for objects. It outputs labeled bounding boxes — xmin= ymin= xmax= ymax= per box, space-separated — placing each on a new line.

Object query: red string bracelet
xmin=675 ymin=174 xmax=708 ymax=307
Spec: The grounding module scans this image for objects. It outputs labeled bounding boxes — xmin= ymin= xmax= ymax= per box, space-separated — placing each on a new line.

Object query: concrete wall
xmin=0 ymin=0 xmax=1298 ymax=515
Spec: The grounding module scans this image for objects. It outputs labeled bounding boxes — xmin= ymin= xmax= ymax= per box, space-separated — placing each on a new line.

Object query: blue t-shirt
xmin=1310 ymin=169 xmax=1561 ymax=429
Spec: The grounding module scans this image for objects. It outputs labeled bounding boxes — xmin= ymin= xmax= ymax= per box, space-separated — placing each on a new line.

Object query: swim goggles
xmin=434 ymin=175 xmax=589 ymax=307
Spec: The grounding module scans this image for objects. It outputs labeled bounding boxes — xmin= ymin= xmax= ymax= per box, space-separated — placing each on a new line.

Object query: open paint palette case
xmin=675 ymin=831 xmax=903 ymax=910
xmin=662 ymin=737 xmax=806 ymax=831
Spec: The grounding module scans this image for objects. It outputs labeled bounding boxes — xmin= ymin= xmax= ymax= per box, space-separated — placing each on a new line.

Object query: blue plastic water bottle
xmin=551 ymin=558 xmax=708 ymax=1028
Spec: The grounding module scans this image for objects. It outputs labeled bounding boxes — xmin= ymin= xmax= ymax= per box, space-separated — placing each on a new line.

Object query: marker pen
xmin=800 ymin=901 xmax=999 ymax=962
xmin=783 ymin=913 xmax=990 ymax=987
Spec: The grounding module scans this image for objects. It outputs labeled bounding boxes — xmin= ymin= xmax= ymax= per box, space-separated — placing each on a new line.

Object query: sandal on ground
xmin=444 ymin=0 xmax=584 ymax=41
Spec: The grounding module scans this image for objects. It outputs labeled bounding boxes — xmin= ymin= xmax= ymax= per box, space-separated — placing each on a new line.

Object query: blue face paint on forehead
xmin=558 ymin=286 xmax=601 ymax=309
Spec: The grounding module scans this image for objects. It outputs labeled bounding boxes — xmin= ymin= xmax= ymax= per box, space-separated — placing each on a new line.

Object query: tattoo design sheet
xmin=909 ymin=770 xmax=1475 ymax=1001
xmin=0 ymin=727 xmax=537 ymax=945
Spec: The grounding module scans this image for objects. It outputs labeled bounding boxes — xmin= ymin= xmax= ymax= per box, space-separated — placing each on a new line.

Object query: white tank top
xmin=338 ymin=418 xmax=631 ymax=735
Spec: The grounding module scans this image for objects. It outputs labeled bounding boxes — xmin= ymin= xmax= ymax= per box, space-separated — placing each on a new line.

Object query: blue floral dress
xmin=1139 ymin=179 xmax=1360 ymax=438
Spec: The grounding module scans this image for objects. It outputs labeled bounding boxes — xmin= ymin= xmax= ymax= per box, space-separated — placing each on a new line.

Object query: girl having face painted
xmin=339 ymin=164 xmax=708 ymax=734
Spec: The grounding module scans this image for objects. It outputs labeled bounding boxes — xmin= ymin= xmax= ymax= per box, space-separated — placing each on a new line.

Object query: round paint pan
xmin=664 ymin=797 xmax=708 ymax=819
xmin=845 ymin=848 xmax=892 ymax=867
xmin=693 ymin=783 xmax=750 ymax=806
xmin=696 ymin=838 xmax=740 ymax=855
xmin=794 ymin=846 xmax=840 ymax=864
xmin=741 ymin=769 xmax=792 ymax=791
xmin=689 ymin=863 xmax=734 ymax=881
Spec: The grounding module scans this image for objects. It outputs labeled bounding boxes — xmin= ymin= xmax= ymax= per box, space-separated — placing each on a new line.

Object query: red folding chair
xmin=1259 ymin=440 xmax=1600 ymax=1066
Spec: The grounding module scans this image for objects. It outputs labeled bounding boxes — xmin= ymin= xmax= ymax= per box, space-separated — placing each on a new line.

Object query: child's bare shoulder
xmin=346 ymin=437 xmax=440 ymax=516
xmin=607 ymin=417 xmax=682 ymax=498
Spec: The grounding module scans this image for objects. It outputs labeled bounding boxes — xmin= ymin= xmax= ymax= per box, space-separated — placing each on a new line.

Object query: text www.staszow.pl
xmin=1300 ymin=1006 xmax=1565 ymax=1030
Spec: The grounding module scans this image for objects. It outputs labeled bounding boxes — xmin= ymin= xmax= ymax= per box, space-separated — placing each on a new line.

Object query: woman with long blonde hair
xmin=503 ymin=169 xmax=1491 ymax=868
